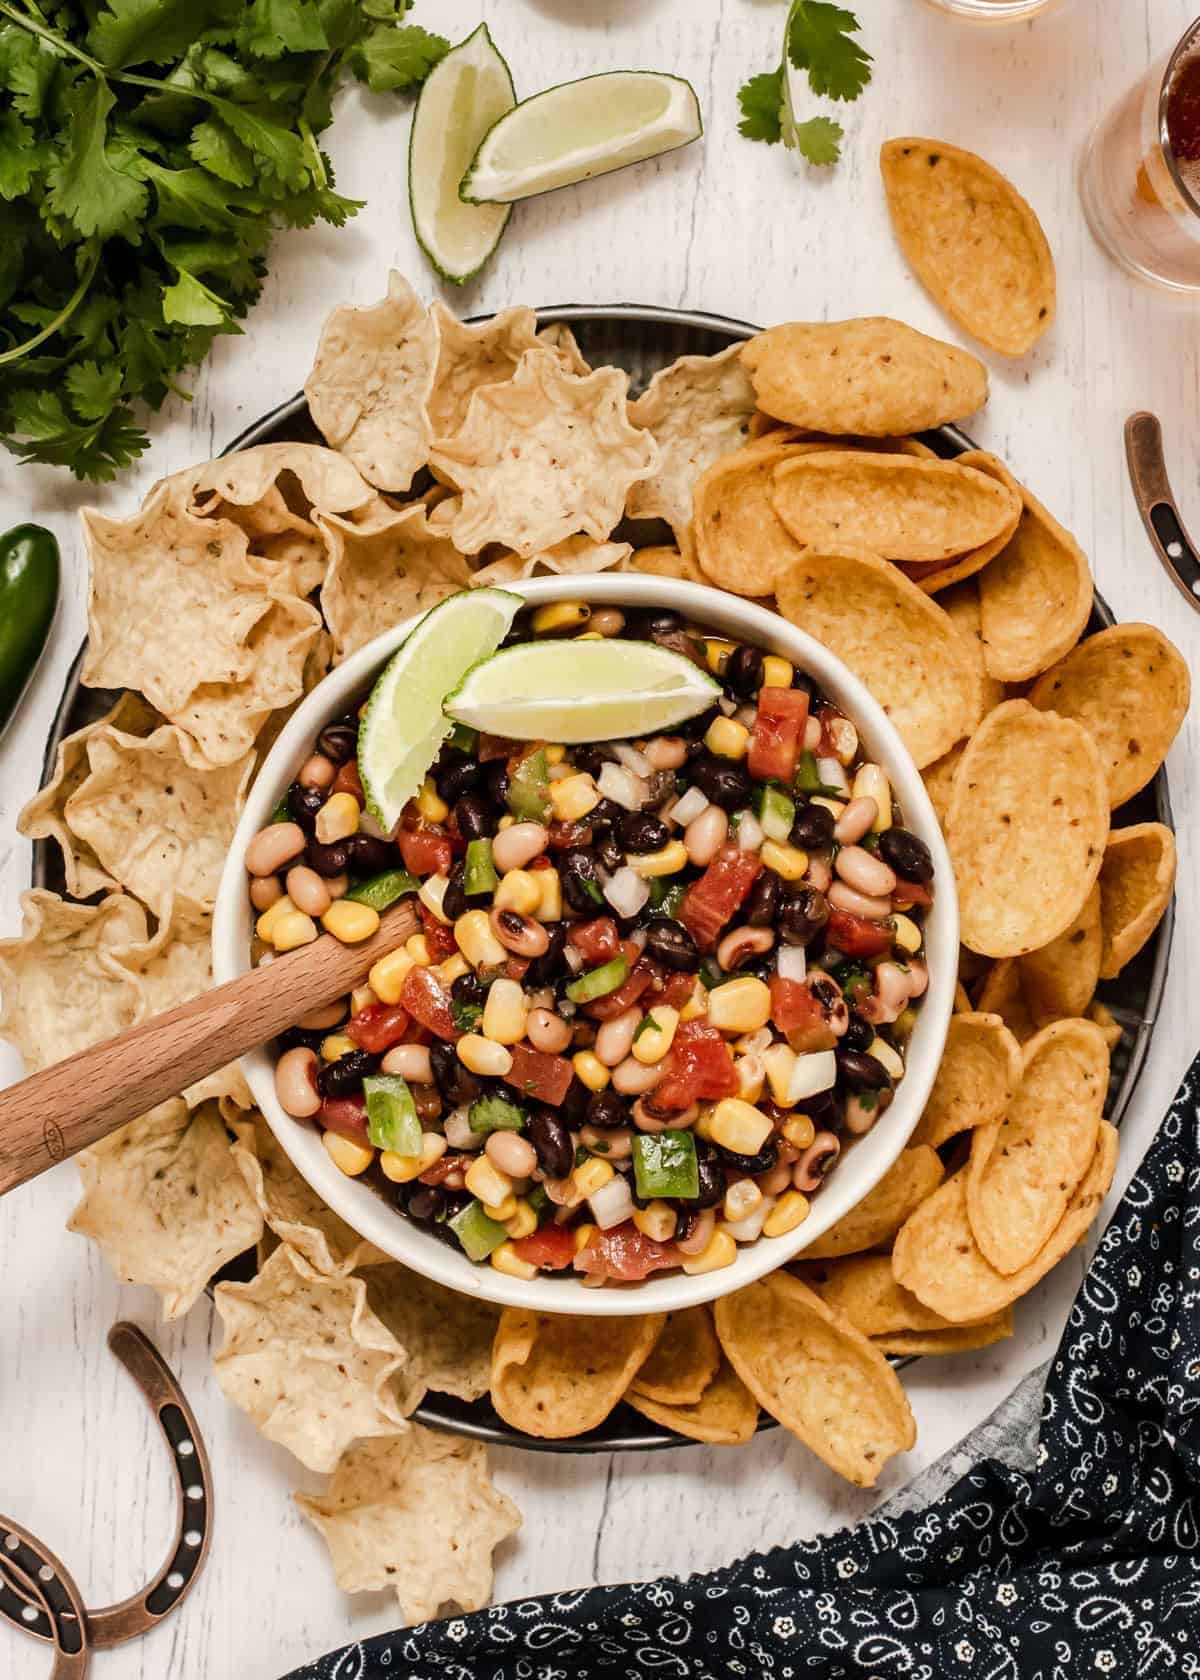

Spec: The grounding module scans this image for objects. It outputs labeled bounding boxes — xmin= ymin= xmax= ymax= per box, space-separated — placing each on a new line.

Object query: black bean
xmin=644 ymin=609 xmax=682 ymax=636
xmin=349 ymin=833 xmax=398 ymax=876
xmin=878 ymin=826 xmax=934 ymax=884
xmin=653 ymin=628 xmax=708 ymax=670
xmin=837 ymin=1049 xmax=893 ymax=1090
xmin=682 ymin=1140 xmax=725 ymax=1209
xmin=560 ymin=847 xmax=605 ymax=913
xmin=680 ymin=705 xmax=720 ymax=743
xmin=435 ymin=753 xmax=481 ymax=805
xmin=454 ymin=792 xmax=494 ymax=842
xmin=619 ymin=810 xmax=668 ymax=853
xmin=404 ymin=1185 xmax=446 ymax=1223
xmin=586 ymin=1089 xmax=627 ymax=1130
xmin=287 ymin=781 xmax=325 ymax=834
xmin=689 ymin=752 xmax=753 ymax=810
xmin=588 ymin=796 xmax=622 ymax=831
xmin=484 ymin=760 xmax=510 ymax=807
xmin=443 ymin=863 xmax=468 ymax=922
xmin=430 ymin=1039 xmax=481 ymax=1108
xmin=524 ymin=922 xmax=567 ymax=988
xmin=528 ymin=1107 xmax=575 ymax=1179
xmin=642 ymin=768 xmax=678 ymax=809
xmin=843 ymin=1013 xmax=874 ymax=1052
xmin=725 ymin=645 xmax=764 ymax=697
xmin=277 ymin=1024 xmax=337 ymax=1055
xmin=714 ymin=1141 xmax=777 ymax=1175
xmin=317 ymin=1049 xmax=379 ymax=1097
xmin=778 ymin=885 xmax=829 ymax=946
xmin=743 ymin=872 xmax=781 ymax=928
xmin=306 ymin=838 xmax=352 ymax=877
xmin=642 ymin=916 xmax=699 ymax=972
xmin=572 ymin=744 xmax=617 ymax=779
xmin=791 ymin=672 xmax=819 ymax=703
xmin=791 ymin=802 xmax=836 ymax=850
xmin=595 ymin=830 xmax=624 ymax=874
xmin=674 ymin=1209 xmax=698 ymax=1244
xmin=559 ymin=1078 xmax=592 ymax=1129
xmin=316 ymin=719 xmax=358 ymax=764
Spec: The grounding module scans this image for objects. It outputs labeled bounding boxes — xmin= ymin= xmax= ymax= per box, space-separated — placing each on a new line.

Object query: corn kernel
xmin=483 ymin=1195 xmax=519 ymax=1223
xmin=810 ymin=795 xmax=846 ymax=820
xmin=632 ymin=1005 xmax=679 ymax=1065
xmin=497 ymin=813 xmax=515 ymax=831
xmin=482 ymin=977 xmax=528 ymax=1046
xmin=544 ymin=745 xmax=567 ymax=766
xmin=735 ymin=1026 xmax=774 ymax=1057
xmin=679 ymin=977 xmax=709 ymax=1023
xmin=415 ymin=778 xmax=449 ymax=823
xmin=534 ymin=868 xmax=563 ymax=922
xmin=436 ymin=953 xmax=470 ymax=987
xmin=760 ymin=656 xmax=794 ymax=689
xmin=724 ymin=1179 xmax=763 ymax=1223
xmin=321 ymin=1033 xmax=357 ymax=1062
xmin=782 ymin=1113 xmax=816 ymax=1151
xmin=505 ymin=1199 xmax=538 ymax=1240
xmin=256 ymin=894 xmax=295 ymax=943
xmin=891 ymin=913 xmax=922 ymax=954
xmin=494 ymin=870 xmax=542 ymax=915
xmin=490 ymin=1241 xmax=538 ymax=1280
xmin=734 ymin=1052 xmax=765 ymax=1104
xmin=626 ymin=839 xmax=689 ymax=878
xmin=704 ymin=637 xmax=736 ymax=676
xmin=763 ymin=1043 xmax=797 ymax=1105
xmin=573 ymin=1222 xmax=597 ymax=1253
xmin=681 ymin=1229 xmax=738 ymax=1275
xmin=704 ymin=716 xmax=750 ymax=760
xmin=532 ymin=600 xmax=589 ymax=635
xmin=272 ymin=910 xmax=319 ymax=952
xmin=368 ymin=948 xmax=414 ymax=1004
xmin=707 ymin=975 xmax=772 ymax=1034
xmin=760 ymin=840 xmax=809 ymax=882
xmin=466 ymin=1157 xmax=514 ymax=1205
xmin=315 ymin=791 xmax=360 ymax=845
xmin=405 ymin=933 xmax=432 ymax=965
xmin=572 ymin=1156 xmax=614 ymax=1198
xmin=895 ymin=1005 xmax=919 ymax=1038
xmin=693 ymin=1106 xmax=716 ymax=1142
xmin=852 ymin=763 xmax=892 ymax=831
xmin=351 ymin=984 xmax=377 ymax=1014
xmin=323 ymin=1132 xmax=375 ymax=1176
xmin=549 ymin=772 xmax=601 ymax=823
xmin=321 ymin=901 xmax=380 ymax=944
xmin=454 ymin=909 xmax=507 ymax=969
xmin=418 ymin=873 xmax=452 ymax=924
xmin=709 ymin=1097 xmax=773 ymax=1156
xmin=457 ymin=1034 xmax=513 ymax=1077
xmin=869 ymin=1036 xmax=905 ymax=1080
xmin=633 ymin=1201 xmax=677 ymax=1243
xmin=763 ymin=1190 xmax=810 ymax=1237
xmin=575 ymin=631 xmax=604 ymax=641
xmin=572 ymin=1050 xmax=611 ymax=1092
xmin=380 ymin=1134 xmax=445 ymax=1183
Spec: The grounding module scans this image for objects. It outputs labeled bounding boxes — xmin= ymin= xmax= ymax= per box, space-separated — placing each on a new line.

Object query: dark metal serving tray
xmin=33 ymin=306 xmax=1174 ymax=1454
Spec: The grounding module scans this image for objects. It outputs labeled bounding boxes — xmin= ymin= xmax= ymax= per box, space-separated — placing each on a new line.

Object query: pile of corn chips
xmin=0 ymin=259 xmax=1187 ymax=1618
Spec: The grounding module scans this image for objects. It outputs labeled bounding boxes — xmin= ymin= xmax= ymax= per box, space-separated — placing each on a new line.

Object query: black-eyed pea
xmin=381 ymin=1043 xmax=433 ymax=1082
xmin=275 ymin=1046 xmax=320 ymax=1117
xmin=299 ymin=754 xmax=337 ymax=790
xmin=286 ymin=864 xmax=332 ymax=918
xmin=834 ymin=846 xmax=897 ymax=899
xmin=249 ymin=875 xmax=284 ymax=913
xmin=484 ymin=1131 xmax=538 ymax=1178
xmin=246 ymin=821 xmax=306 ymax=877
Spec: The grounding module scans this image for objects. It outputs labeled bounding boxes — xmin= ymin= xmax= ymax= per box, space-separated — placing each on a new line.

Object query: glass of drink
xmin=919 ymin=0 xmax=1066 ymax=21
xmin=1080 ymin=18 xmax=1200 ymax=293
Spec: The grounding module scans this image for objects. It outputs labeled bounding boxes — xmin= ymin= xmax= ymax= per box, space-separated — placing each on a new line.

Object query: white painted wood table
xmin=2 ymin=1 xmax=1197 ymax=1674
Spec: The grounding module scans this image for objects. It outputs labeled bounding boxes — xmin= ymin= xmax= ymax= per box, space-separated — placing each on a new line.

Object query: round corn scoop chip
xmin=800 ymin=1145 xmax=944 ymax=1261
xmin=922 ymin=740 xmax=967 ymax=831
xmin=1028 ymin=624 xmax=1190 ymax=810
xmin=771 ymin=451 xmax=1021 ymax=565
xmin=893 ymin=1122 xmax=1118 ymax=1324
xmin=714 ymin=1273 xmax=915 ymax=1488
xmin=966 ymin=1018 xmax=1108 ymax=1276
xmin=741 ymin=317 xmax=988 ymax=436
xmin=625 ymin=1356 xmax=759 ymax=1447
xmin=947 ymin=700 xmax=1109 ymax=957
xmin=623 ymin=544 xmax=708 ymax=585
xmin=1098 ymin=822 xmax=1178 ymax=980
xmin=936 ymin=577 xmax=1007 ymax=728
xmin=775 ymin=546 xmax=980 ymax=768
xmin=898 ymin=452 xmax=1023 ymax=596
xmin=490 ymin=1309 xmax=664 ymax=1439
xmin=910 ymin=1011 xmax=1022 ymax=1151
xmin=796 ymin=1253 xmax=979 ymax=1337
xmin=880 ymin=139 xmax=1056 ymax=359
xmin=693 ymin=439 xmax=815 ymax=597
xmin=976 ymin=475 xmax=1094 ymax=684
xmin=871 ymin=1316 xmax=1013 ymax=1357
xmin=1020 ymin=884 xmax=1102 ymax=1027
xmin=976 ymin=959 xmax=1039 ymax=1045
xmin=629 ymin=1306 xmax=720 ymax=1406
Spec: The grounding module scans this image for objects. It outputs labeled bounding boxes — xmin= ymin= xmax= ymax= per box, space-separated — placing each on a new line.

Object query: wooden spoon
xmin=0 ymin=899 xmax=419 ymax=1198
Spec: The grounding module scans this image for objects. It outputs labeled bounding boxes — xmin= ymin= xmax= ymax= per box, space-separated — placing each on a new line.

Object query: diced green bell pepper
xmin=506 ymin=747 xmax=551 ymax=821
xmin=632 ymin=1132 xmax=699 ymax=1201
xmin=363 ymin=1075 xmax=422 ymax=1157
xmin=464 ymin=838 xmax=498 ymax=897
xmin=449 ymin=1200 xmax=509 ymax=1262
xmin=447 ymin=722 xmax=478 ymax=754
xmin=758 ymin=784 xmax=795 ymax=842
xmin=345 ymin=869 xmax=419 ymax=911
xmin=794 ymin=751 xmax=843 ymax=798
xmin=565 ymin=952 xmax=629 ymax=1004
xmin=469 ymin=1092 xmax=526 ymax=1134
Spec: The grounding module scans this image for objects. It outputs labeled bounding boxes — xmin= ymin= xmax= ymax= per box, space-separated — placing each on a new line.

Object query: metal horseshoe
xmin=1125 ymin=411 xmax=1200 ymax=614
xmin=0 ymin=1523 xmax=89 ymax=1679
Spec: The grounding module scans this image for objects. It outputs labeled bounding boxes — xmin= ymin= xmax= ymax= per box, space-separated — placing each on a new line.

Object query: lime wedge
xmin=444 ymin=639 xmax=721 ymax=743
xmin=359 ymin=589 xmax=521 ymax=833
xmin=460 ymin=71 xmax=702 ymax=206
xmin=409 ymin=24 xmax=515 ymax=284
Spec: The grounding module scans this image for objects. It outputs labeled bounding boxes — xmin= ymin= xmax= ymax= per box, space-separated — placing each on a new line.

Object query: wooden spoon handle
xmin=0 ymin=900 xmax=419 ymax=1198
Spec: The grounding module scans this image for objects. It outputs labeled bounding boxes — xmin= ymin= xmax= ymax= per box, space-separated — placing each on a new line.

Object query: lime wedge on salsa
xmin=358 ymin=589 xmax=521 ymax=835
xmin=443 ymin=637 xmax=720 ymax=743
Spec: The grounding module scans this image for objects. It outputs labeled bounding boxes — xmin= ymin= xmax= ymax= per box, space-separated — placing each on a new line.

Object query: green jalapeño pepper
xmin=0 ymin=524 xmax=59 ymax=739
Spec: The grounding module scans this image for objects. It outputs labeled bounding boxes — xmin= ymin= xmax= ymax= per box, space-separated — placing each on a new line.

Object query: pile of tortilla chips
xmin=0 ymin=267 xmax=1186 ymax=1617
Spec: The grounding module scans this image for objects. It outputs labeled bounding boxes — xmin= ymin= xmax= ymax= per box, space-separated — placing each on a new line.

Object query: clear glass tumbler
xmin=919 ymin=0 xmax=1066 ymax=21
xmin=1080 ymin=17 xmax=1200 ymax=293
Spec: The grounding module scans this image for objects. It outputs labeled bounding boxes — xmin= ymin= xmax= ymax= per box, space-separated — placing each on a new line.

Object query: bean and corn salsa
xmin=245 ymin=604 xmax=935 ymax=1286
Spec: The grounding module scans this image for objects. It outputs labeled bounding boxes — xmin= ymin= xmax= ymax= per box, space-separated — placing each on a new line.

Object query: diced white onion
xmin=817 ymin=756 xmax=850 ymax=795
xmin=598 ymin=761 xmax=646 ymax=810
xmin=723 ymin=1197 xmax=775 ymax=1243
xmin=613 ymin=743 xmax=652 ymax=778
xmin=604 ymin=866 xmax=650 ymax=919
xmin=563 ymin=944 xmax=585 ymax=974
xmin=787 ymin=1049 xmax=838 ymax=1102
xmin=589 ymin=1173 xmax=635 ymax=1230
xmin=870 ymin=1036 xmax=905 ymax=1079
xmin=671 ymin=786 xmax=710 ymax=827
xmin=803 ymin=716 xmax=823 ymax=752
xmin=418 ymin=872 xmax=452 ymax=923
xmin=777 ymin=945 xmax=807 ymax=982
xmin=735 ymin=704 xmax=757 ymax=729
xmin=444 ymin=1107 xmax=484 ymax=1151
xmin=717 ymin=695 xmax=738 ymax=716
xmin=736 ymin=811 xmax=764 ymax=852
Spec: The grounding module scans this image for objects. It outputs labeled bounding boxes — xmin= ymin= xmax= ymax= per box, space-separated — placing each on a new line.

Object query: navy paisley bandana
xmin=288 ymin=1051 xmax=1200 ymax=1680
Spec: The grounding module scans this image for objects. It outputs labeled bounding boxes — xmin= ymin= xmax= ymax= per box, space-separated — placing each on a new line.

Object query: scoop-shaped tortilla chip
xmin=714 ymin=1273 xmax=915 ymax=1486
xmin=626 ymin=1356 xmax=759 ymax=1446
xmin=801 ymin=1146 xmax=945 ymax=1260
xmin=629 ymin=1306 xmax=720 ymax=1406
xmin=1020 ymin=885 xmax=1102 ymax=1026
xmin=428 ymin=301 xmax=543 ymax=442
xmin=1098 ymin=822 xmax=1177 ymax=979
xmin=1028 ymin=624 xmax=1190 ymax=809
xmin=872 ymin=1316 xmax=1013 ymax=1356
xmin=976 ymin=477 xmax=1093 ymax=683
xmin=622 ymin=544 xmax=708 ymax=585
xmin=899 ymin=453 xmax=1024 ymax=597
xmin=938 ymin=575 xmax=1008 ymax=729
xmin=772 ymin=451 xmax=1021 ymax=564
xmin=363 ymin=1265 xmax=501 ymax=1413
xmin=471 ymin=534 xmax=631 ymax=588
xmin=180 ymin=441 xmax=373 ymax=524
xmin=910 ymin=1011 xmax=1022 ymax=1150
xmin=304 ymin=270 xmax=437 ymax=491
xmin=922 ymin=740 xmax=966 ymax=831
xmin=893 ymin=1122 xmax=1118 ymax=1323
xmin=967 ymin=1018 xmax=1108 ymax=1274
xmin=776 ymin=546 xmax=979 ymax=767
xmin=693 ymin=439 xmax=814 ymax=597
xmin=881 ymin=139 xmax=1056 ymax=358
xmin=1088 ymin=1000 xmax=1124 ymax=1052
xmin=430 ymin=349 xmax=658 ymax=558
xmin=626 ymin=344 xmax=757 ymax=543
xmin=69 ymin=1097 xmax=262 ymax=1320
xmin=741 ymin=317 xmax=987 ymax=435
xmin=318 ymin=501 xmax=472 ymax=662
xmin=976 ymin=958 xmax=1039 ymax=1044
xmin=537 ymin=320 xmax=591 ymax=374
xmin=490 ymin=1308 xmax=664 ymax=1438
xmin=947 ymin=700 xmax=1108 ymax=957
xmin=296 ymin=1429 xmax=520 ymax=1625
xmin=796 ymin=1253 xmax=971 ymax=1336
xmin=232 ymin=1112 xmax=387 ymax=1279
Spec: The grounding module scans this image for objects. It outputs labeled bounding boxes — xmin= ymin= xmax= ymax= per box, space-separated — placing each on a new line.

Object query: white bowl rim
xmin=214 ymin=573 xmax=958 ymax=1316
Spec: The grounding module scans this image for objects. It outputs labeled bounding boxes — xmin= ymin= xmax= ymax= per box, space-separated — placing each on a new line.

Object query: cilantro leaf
xmin=0 ymin=30 xmax=58 ymax=118
xmin=737 ymin=70 xmax=784 ymax=145
xmin=88 ymin=0 xmax=243 ymax=71
xmin=791 ymin=114 xmax=843 ymax=167
xmin=738 ymin=0 xmax=868 ymax=167
xmin=45 ymin=79 xmax=149 ymax=240
xmin=350 ymin=22 xmax=449 ymax=92
xmin=65 ymin=358 xmax=124 ymax=420
xmin=787 ymin=2 xmax=872 ymax=103
xmin=162 ymin=268 xmax=236 ymax=327
xmin=0 ymin=111 xmax=53 ymax=200
xmin=188 ymin=118 xmax=255 ymax=185
xmin=239 ymin=0 xmax=330 ymax=62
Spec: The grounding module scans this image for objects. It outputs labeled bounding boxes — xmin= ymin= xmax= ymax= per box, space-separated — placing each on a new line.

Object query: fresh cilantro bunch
xmin=0 ymin=0 xmax=449 ymax=481
xmin=738 ymin=0 xmax=871 ymax=168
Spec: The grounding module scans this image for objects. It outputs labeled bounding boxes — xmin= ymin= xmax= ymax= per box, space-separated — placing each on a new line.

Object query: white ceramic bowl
xmin=214 ymin=574 xmax=957 ymax=1315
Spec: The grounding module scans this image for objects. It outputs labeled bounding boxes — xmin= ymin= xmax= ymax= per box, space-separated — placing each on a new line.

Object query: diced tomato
xmin=582 ymin=961 xmax=656 ymax=1020
xmin=527 ymin=854 xmax=553 ymax=871
xmin=400 ymin=965 xmax=459 ymax=1040
xmin=893 ymin=877 xmax=934 ymax=908
xmin=398 ymin=823 xmax=453 ymax=878
xmin=419 ymin=1152 xmax=471 ymax=1187
xmin=816 ymin=705 xmax=848 ymax=760
xmin=512 ymin=1224 xmax=575 ymax=1271
xmin=654 ymin=1019 xmax=739 ymax=1112
xmin=569 ymin=916 xmax=620 ymax=964
xmin=548 ymin=820 xmax=594 ymax=851
xmin=319 ymin=1096 xmax=368 ymax=1141
xmin=769 ymin=977 xmax=836 ymax=1053
xmin=679 ymin=845 xmax=762 ymax=951
xmin=748 ymin=685 xmax=809 ymax=783
xmin=419 ymin=903 xmax=458 ymax=962
xmin=332 ymin=760 xmax=364 ymax=802
xmin=826 ymin=908 xmax=893 ymax=958
xmin=504 ymin=1041 xmax=574 ymax=1106
xmin=573 ymin=1221 xmax=681 ymax=1281
xmin=651 ymin=968 xmax=699 ymax=1010
xmin=346 ymin=1002 xmax=411 ymax=1054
